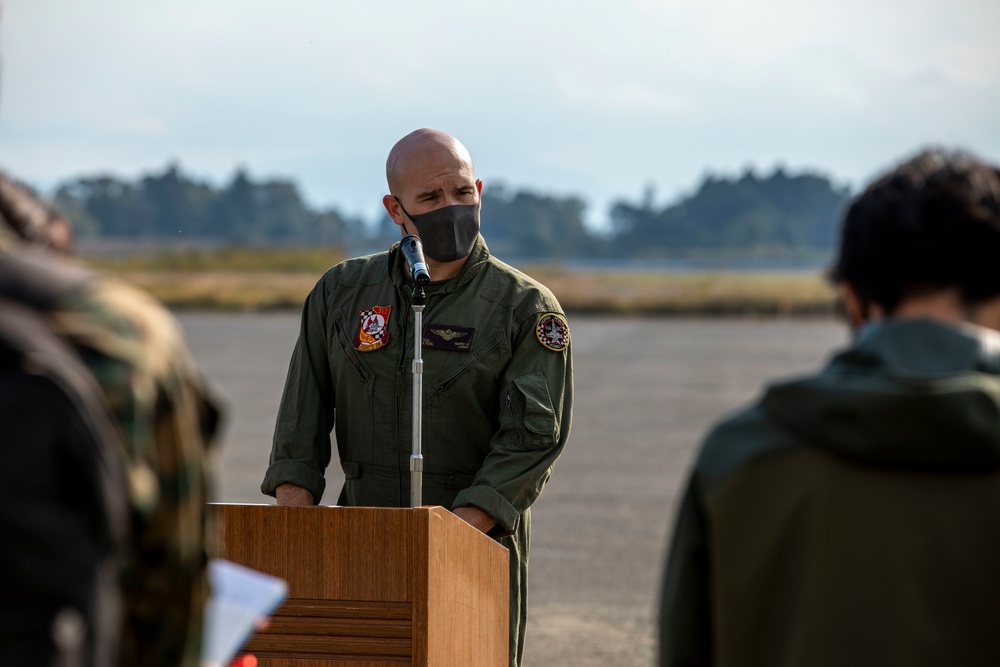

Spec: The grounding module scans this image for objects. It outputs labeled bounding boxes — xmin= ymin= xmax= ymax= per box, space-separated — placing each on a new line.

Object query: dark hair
xmin=831 ymin=148 xmax=1000 ymax=314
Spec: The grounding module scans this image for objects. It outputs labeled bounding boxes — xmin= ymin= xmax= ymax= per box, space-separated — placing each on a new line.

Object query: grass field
xmin=88 ymin=249 xmax=839 ymax=315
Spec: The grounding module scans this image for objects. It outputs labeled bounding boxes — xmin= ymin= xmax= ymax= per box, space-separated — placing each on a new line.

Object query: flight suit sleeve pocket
xmin=506 ymin=371 xmax=558 ymax=450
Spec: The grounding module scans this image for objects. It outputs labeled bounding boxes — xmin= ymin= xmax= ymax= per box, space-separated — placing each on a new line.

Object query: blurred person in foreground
xmin=262 ymin=128 xmax=573 ymax=667
xmin=0 ymin=171 xmax=221 ymax=666
xmin=659 ymin=148 xmax=1000 ymax=667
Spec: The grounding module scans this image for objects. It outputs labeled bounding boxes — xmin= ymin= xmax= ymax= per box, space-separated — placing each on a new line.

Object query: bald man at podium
xmin=262 ymin=128 xmax=574 ymax=667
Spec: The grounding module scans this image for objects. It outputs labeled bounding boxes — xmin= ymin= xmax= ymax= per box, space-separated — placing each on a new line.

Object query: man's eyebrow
xmin=414 ymin=187 xmax=442 ymax=199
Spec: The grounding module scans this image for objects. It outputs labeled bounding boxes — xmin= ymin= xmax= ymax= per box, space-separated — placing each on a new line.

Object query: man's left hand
xmin=452 ymin=505 xmax=497 ymax=533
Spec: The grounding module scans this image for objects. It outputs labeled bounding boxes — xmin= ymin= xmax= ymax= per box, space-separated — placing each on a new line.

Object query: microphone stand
xmin=409 ymin=281 xmax=427 ymax=508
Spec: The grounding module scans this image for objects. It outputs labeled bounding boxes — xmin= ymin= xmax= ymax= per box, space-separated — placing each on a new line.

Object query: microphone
xmin=400 ymin=234 xmax=430 ymax=284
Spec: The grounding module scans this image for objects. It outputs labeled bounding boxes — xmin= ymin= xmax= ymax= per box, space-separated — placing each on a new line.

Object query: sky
xmin=1 ymin=0 xmax=998 ymax=229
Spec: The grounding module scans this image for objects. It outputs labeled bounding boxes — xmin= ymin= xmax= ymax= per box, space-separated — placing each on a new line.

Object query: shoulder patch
xmin=535 ymin=313 xmax=570 ymax=351
xmin=355 ymin=305 xmax=391 ymax=352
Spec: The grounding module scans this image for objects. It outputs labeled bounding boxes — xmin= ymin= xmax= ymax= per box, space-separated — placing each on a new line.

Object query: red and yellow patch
xmin=535 ymin=313 xmax=570 ymax=351
xmin=354 ymin=305 xmax=391 ymax=352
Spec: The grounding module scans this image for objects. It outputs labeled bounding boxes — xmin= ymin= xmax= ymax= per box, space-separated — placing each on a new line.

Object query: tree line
xmin=55 ymin=164 xmax=362 ymax=247
xmin=53 ymin=162 xmax=851 ymax=259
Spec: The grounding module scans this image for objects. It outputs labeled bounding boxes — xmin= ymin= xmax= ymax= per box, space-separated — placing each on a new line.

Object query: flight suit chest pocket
xmin=504 ymin=371 xmax=558 ymax=450
xmin=333 ymin=321 xmax=374 ymax=384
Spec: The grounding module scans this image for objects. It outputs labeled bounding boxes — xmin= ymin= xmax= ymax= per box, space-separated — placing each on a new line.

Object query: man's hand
xmin=452 ymin=505 xmax=497 ymax=533
xmin=275 ymin=483 xmax=315 ymax=506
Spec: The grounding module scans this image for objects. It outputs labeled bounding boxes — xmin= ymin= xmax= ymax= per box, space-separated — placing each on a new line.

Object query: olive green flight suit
xmin=262 ymin=235 xmax=573 ymax=667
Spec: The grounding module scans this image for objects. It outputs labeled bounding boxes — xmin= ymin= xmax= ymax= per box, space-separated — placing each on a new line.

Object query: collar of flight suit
xmin=387 ymin=233 xmax=492 ymax=296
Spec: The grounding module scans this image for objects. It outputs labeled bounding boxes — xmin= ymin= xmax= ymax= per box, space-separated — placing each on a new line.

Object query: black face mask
xmin=395 ymin=198 xmax=480 ymax=262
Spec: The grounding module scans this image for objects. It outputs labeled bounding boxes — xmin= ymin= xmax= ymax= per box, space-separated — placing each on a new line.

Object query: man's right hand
xmin=275 ymin=483 xmax=316 ymax=506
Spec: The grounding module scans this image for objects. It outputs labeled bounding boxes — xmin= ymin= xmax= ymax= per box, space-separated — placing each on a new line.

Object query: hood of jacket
xmin=763 ymin=318 xmax=1000 ymax=471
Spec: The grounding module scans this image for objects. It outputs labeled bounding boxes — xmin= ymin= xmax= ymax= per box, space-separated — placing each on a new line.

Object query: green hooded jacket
xmin=262 ymin=235 xmax=573 ymax=667
xmin=660 ymin=319 xmax=1000 ymax=667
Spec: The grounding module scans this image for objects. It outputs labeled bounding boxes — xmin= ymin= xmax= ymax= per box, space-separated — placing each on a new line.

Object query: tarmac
xmin=179 ymin=313 xmax=846 ymax=666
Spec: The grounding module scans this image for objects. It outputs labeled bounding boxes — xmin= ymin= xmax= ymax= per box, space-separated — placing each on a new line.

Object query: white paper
xmin=202 ymin=559 xmax=288 ymax=667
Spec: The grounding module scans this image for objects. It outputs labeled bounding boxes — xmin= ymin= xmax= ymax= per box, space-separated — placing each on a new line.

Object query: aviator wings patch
xmin=423 ymin=324 xmax=475 ymax=351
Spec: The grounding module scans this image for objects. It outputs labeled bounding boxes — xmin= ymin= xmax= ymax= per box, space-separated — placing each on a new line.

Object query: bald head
xmin=385 ymin=128 xmax=475 ymax=195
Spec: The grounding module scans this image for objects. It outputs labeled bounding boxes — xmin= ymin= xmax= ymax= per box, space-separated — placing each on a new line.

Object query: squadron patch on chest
xmin=423 ymin=324 xmax=475 ymax=351
xmin=354 ymin=305 xmax=391 ymax=352
xmin=535 ymin=313 xmax=570 ymax=351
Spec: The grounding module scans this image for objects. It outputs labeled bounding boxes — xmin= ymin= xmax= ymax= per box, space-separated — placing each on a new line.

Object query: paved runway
xmin=179 ymin=313 xmax=846 ymax=667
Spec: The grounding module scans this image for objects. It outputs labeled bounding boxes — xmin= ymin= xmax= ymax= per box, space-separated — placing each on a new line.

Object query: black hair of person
xmin=831 ymin=148 xmax=1000 ymax=315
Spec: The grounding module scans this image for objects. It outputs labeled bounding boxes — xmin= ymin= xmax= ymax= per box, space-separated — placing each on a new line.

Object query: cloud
xmin=557 ymin=77 xmax=695 ymax=119
xmin=2 ymin=0 xmax=998 ymax=224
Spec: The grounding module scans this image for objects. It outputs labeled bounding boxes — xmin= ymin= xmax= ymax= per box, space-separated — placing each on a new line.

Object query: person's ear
xmin=476 ymin=179 xmax=483 ymax=197
xmin=383 ymin=194 xmax=405 ymax=228
xmin=839 ymin=282 xmax=888 ymax=328
xmin=970 ymin=295 xmax=1000 ymax=333
xmin=838 ymin=282 xmax=869 ymax=329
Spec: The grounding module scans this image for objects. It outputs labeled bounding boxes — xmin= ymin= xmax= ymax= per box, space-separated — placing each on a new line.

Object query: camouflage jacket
xmin=0 ymin=231 xmax=221 ymax=667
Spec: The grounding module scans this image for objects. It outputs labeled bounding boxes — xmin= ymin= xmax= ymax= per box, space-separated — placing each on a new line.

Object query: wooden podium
xmin=209 ymin=504 xmax=509 ymax=667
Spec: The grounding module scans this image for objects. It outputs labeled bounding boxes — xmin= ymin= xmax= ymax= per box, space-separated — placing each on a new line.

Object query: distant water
xmin=497 ymin=256 xmax=833 ymax=273
xmin=78 ymin=236 xmax=832 ymax=274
